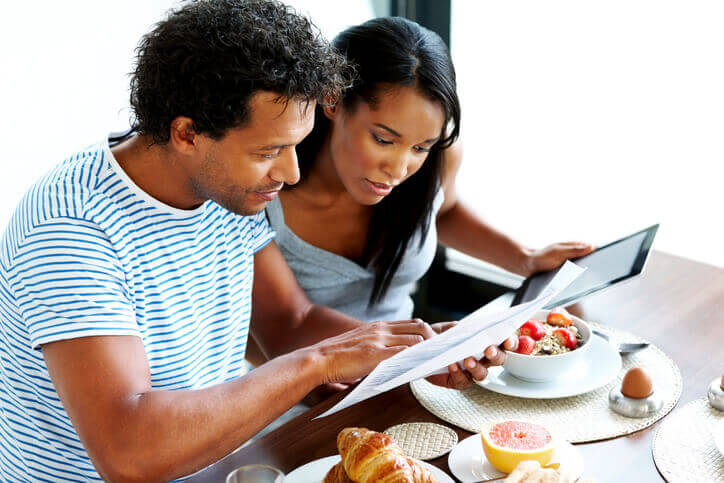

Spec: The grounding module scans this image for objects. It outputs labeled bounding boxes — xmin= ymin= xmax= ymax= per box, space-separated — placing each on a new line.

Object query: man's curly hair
xmin=129 ymin=0 xmax=352 ymax=144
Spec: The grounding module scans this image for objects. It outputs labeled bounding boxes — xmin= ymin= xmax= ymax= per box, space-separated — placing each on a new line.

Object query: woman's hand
xmin=523 ymin=242 xmax=595 ymax=276
xmin=425 ymin=322 xmax=517 ymax=390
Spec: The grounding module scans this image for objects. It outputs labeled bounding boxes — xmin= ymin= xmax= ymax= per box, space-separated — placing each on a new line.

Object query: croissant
xmin=336 ymin=427 xmax=436 ymax=483
xmin=407 ymin=457 xmax=434 ymax=482
xmin=324 ymin=462 xmax=353 ymax=483
xmin=324 ymin=459 xmax=431 ymax=483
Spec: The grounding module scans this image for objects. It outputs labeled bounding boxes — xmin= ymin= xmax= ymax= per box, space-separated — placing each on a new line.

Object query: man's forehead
xmin=228 ymin=92 xmax=315 ymax=146
xmin=248 ymin=91 xmax=316 ymax=123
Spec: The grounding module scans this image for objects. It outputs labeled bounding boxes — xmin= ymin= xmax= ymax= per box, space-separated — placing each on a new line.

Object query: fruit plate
xmin=715 ymin=419 xmax=724 ymax=458
xmin=448 ymin=434 xmax=584 ymax=482
xmin=285 ymin=455 xmax=454 ymax=482
xmin=476 ymin=333 xmax=621 ymax=399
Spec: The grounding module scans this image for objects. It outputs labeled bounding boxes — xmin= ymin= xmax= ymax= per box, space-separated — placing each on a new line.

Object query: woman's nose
xmin=382 ymin=154 xmax=411 ymax=182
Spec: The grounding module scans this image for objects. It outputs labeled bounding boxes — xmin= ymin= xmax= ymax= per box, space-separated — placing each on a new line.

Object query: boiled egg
xmin=621 ymin=367 xmax=653 ymax=399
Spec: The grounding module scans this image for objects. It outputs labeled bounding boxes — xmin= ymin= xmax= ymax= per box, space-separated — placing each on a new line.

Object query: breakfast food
xmin=481 ymin=421 xmax=556 ymax=474
xmin=503 ymin=460 xmax=563 ymax=483
xmin=620 ymin=367 xmax=654 ymax=399
xmin=721 ymin=373 xmax=724 ymax=391
xmin=503 ymin=460 xmax=594 ymax=483
xmin=324 ymin=427 xmax=437 ymax=483
xmin=546 ymin=309 xmax=572 ymax=327
xmin=513 ymin=314 xmax=583 ymax=356
xmin=552 ymin=329 xmax=577 ymax=350
xmin=519 ymin=319 xmax=546 ymax=340
xmin=516 ymin=335 xmax=537 ymax=355
xmin=324 ymin=462 xmax=353 ymax=483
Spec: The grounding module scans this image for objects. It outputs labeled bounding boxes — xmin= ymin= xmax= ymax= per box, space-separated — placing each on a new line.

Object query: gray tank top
xmin=265 ymin=190 xmax=444 ymax=322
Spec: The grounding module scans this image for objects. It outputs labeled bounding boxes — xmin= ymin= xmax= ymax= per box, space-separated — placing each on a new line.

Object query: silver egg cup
xmin=708 ymin=378 xmax=724 ymax=412
xmin=609 ymin=386 xmax=664 ymax=418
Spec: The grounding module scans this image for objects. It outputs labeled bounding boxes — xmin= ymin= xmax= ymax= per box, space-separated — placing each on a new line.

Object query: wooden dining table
xmin=189 ymin=251 xmax=724 ymax=482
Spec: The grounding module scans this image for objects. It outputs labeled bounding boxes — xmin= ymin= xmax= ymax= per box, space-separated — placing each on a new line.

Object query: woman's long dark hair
xmin=295 ymin=17 xmax=461 ymax=306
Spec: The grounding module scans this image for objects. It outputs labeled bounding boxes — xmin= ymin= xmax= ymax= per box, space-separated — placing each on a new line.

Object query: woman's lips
xmin=364 ymin=178 xmax=393 ymax=196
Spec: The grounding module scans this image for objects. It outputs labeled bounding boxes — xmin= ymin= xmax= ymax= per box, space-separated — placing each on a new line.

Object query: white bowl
xmin=503 ymin=309 xmax=592 ymax=382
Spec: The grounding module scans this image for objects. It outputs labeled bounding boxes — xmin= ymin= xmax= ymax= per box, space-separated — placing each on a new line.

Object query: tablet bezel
xmin=511 ymin=224 xmax=659 ymax=309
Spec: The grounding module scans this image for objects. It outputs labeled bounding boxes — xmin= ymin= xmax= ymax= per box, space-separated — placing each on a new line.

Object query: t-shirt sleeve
xmin=249 ymin=210 xmax=275 ymax=253
xmin=7 ymin=217 xmax=139 ymax=350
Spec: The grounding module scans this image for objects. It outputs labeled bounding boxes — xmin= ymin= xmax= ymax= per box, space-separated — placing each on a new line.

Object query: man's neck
xmin=110 ymin=134 xmax=205 ymax=210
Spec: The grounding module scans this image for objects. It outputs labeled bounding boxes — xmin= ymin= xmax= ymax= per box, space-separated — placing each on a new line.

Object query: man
xmin=0 ymin=1 xmax=507 ymax=481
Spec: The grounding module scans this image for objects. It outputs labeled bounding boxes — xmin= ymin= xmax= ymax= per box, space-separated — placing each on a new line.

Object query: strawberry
xmin=516 ymin=335 xmax=536 ymax=355
xmin=553 ymin=328 xmax=578 ymax=349
xmin=519 ymin=319 xmax=546 ymax=340
xmin=547 ymin=308 xmax=572 ymax=327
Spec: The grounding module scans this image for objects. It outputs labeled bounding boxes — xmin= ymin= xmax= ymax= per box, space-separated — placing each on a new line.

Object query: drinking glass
xmin=225 ymin=464 xmax=284 ymax=483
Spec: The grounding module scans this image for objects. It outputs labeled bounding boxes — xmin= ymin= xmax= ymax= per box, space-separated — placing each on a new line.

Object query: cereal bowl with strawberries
xmin=503 ymin=308 xmax=592 ymax=382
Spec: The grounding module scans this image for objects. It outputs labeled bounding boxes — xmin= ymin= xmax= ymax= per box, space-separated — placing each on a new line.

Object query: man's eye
xmin=372 ymin=133 xmax=393 ymax=145
xmin=259 ymin=151 xmax=280 ymax=159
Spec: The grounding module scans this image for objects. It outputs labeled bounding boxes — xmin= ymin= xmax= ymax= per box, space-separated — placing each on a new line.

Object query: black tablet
xmin=511 ymin=224 xmax=659 ymax=309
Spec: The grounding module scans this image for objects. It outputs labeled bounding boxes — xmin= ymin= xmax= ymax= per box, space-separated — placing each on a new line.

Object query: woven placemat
xmin=384 ymin=422 xmax=458 ymax=460
xmin=410 ymin=323 xmax=682 ymax=443
xmin=652 ymin=398 xmax=724 ymax=482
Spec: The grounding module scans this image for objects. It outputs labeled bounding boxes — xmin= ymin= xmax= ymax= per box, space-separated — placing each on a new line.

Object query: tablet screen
xmin=513 ymin=225 xmax=658 ymax=309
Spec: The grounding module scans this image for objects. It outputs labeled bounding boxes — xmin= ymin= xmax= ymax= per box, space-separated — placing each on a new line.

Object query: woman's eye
xmin=413 ymin=145 xmax=431 ymax=153
xmin=372 ymin=133 xmax=393 ymax=145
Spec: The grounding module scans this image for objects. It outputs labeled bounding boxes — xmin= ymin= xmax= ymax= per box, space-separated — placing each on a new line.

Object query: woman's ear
xmin=322 ymin=103 xmax=339 ymax=121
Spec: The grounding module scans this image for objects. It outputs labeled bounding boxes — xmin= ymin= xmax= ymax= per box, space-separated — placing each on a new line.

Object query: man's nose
xmin=271 ymin=148 xmax=301 ymax=186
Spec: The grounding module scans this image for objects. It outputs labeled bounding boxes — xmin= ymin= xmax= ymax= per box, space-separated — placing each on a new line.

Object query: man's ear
xmin=169 ymin=116 xmax=198 ymax=154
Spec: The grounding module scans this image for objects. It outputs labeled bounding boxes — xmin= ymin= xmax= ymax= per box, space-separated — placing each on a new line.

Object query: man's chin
xmin=234 ymin=204 xmax=267 ymax=216
xmin=216 ymin=199 xmax=266 ymax=217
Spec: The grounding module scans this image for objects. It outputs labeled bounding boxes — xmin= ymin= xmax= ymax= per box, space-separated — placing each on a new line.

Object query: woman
xmin=265 ymin=16 xmax=594 ymax=323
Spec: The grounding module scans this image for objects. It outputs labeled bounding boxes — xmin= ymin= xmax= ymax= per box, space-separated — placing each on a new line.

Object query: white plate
xmin=476 ymin=333 xmax=622 ymax=399
xmin=448 ymin=433 xmax=584 ymax=482
xmin=715 ymin=419 xmax=724 ymax=458
xmin=285 ymin=455 xmax=454 ymax=483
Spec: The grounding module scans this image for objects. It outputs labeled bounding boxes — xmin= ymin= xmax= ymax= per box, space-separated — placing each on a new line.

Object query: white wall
xmin=0 ymin=1 xmax=180 ymax=225
xmin=2 ymin=1 xmax=720 ymax=267
xmin=451 ymin=0 xmax=723 ymax=268
xmin=0 ymin=0 xmax=373 ymax=230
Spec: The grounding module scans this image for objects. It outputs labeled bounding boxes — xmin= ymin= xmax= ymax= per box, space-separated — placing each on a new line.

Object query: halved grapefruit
xmin=481 ymin=420 xmax=556 ymax=473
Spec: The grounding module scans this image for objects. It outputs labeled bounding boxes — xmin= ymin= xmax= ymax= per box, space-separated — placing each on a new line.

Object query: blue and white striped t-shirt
xmin=0 ymin=138 xmax=274 ymax=481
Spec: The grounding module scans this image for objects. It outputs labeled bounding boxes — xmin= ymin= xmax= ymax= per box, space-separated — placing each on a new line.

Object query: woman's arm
xmin=436 ymin=142 xmax=594 ymax=277
xmin=250 ymin=241 xmax=369 ymax=360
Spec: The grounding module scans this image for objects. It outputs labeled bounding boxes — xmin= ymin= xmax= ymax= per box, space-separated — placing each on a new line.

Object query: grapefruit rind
xmin=481 ymin=421 xmax=556 ymax=474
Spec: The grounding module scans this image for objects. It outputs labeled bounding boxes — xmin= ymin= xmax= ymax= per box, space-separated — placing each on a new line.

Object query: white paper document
xmin=315 ymin=261 xmax=585 ymax=419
